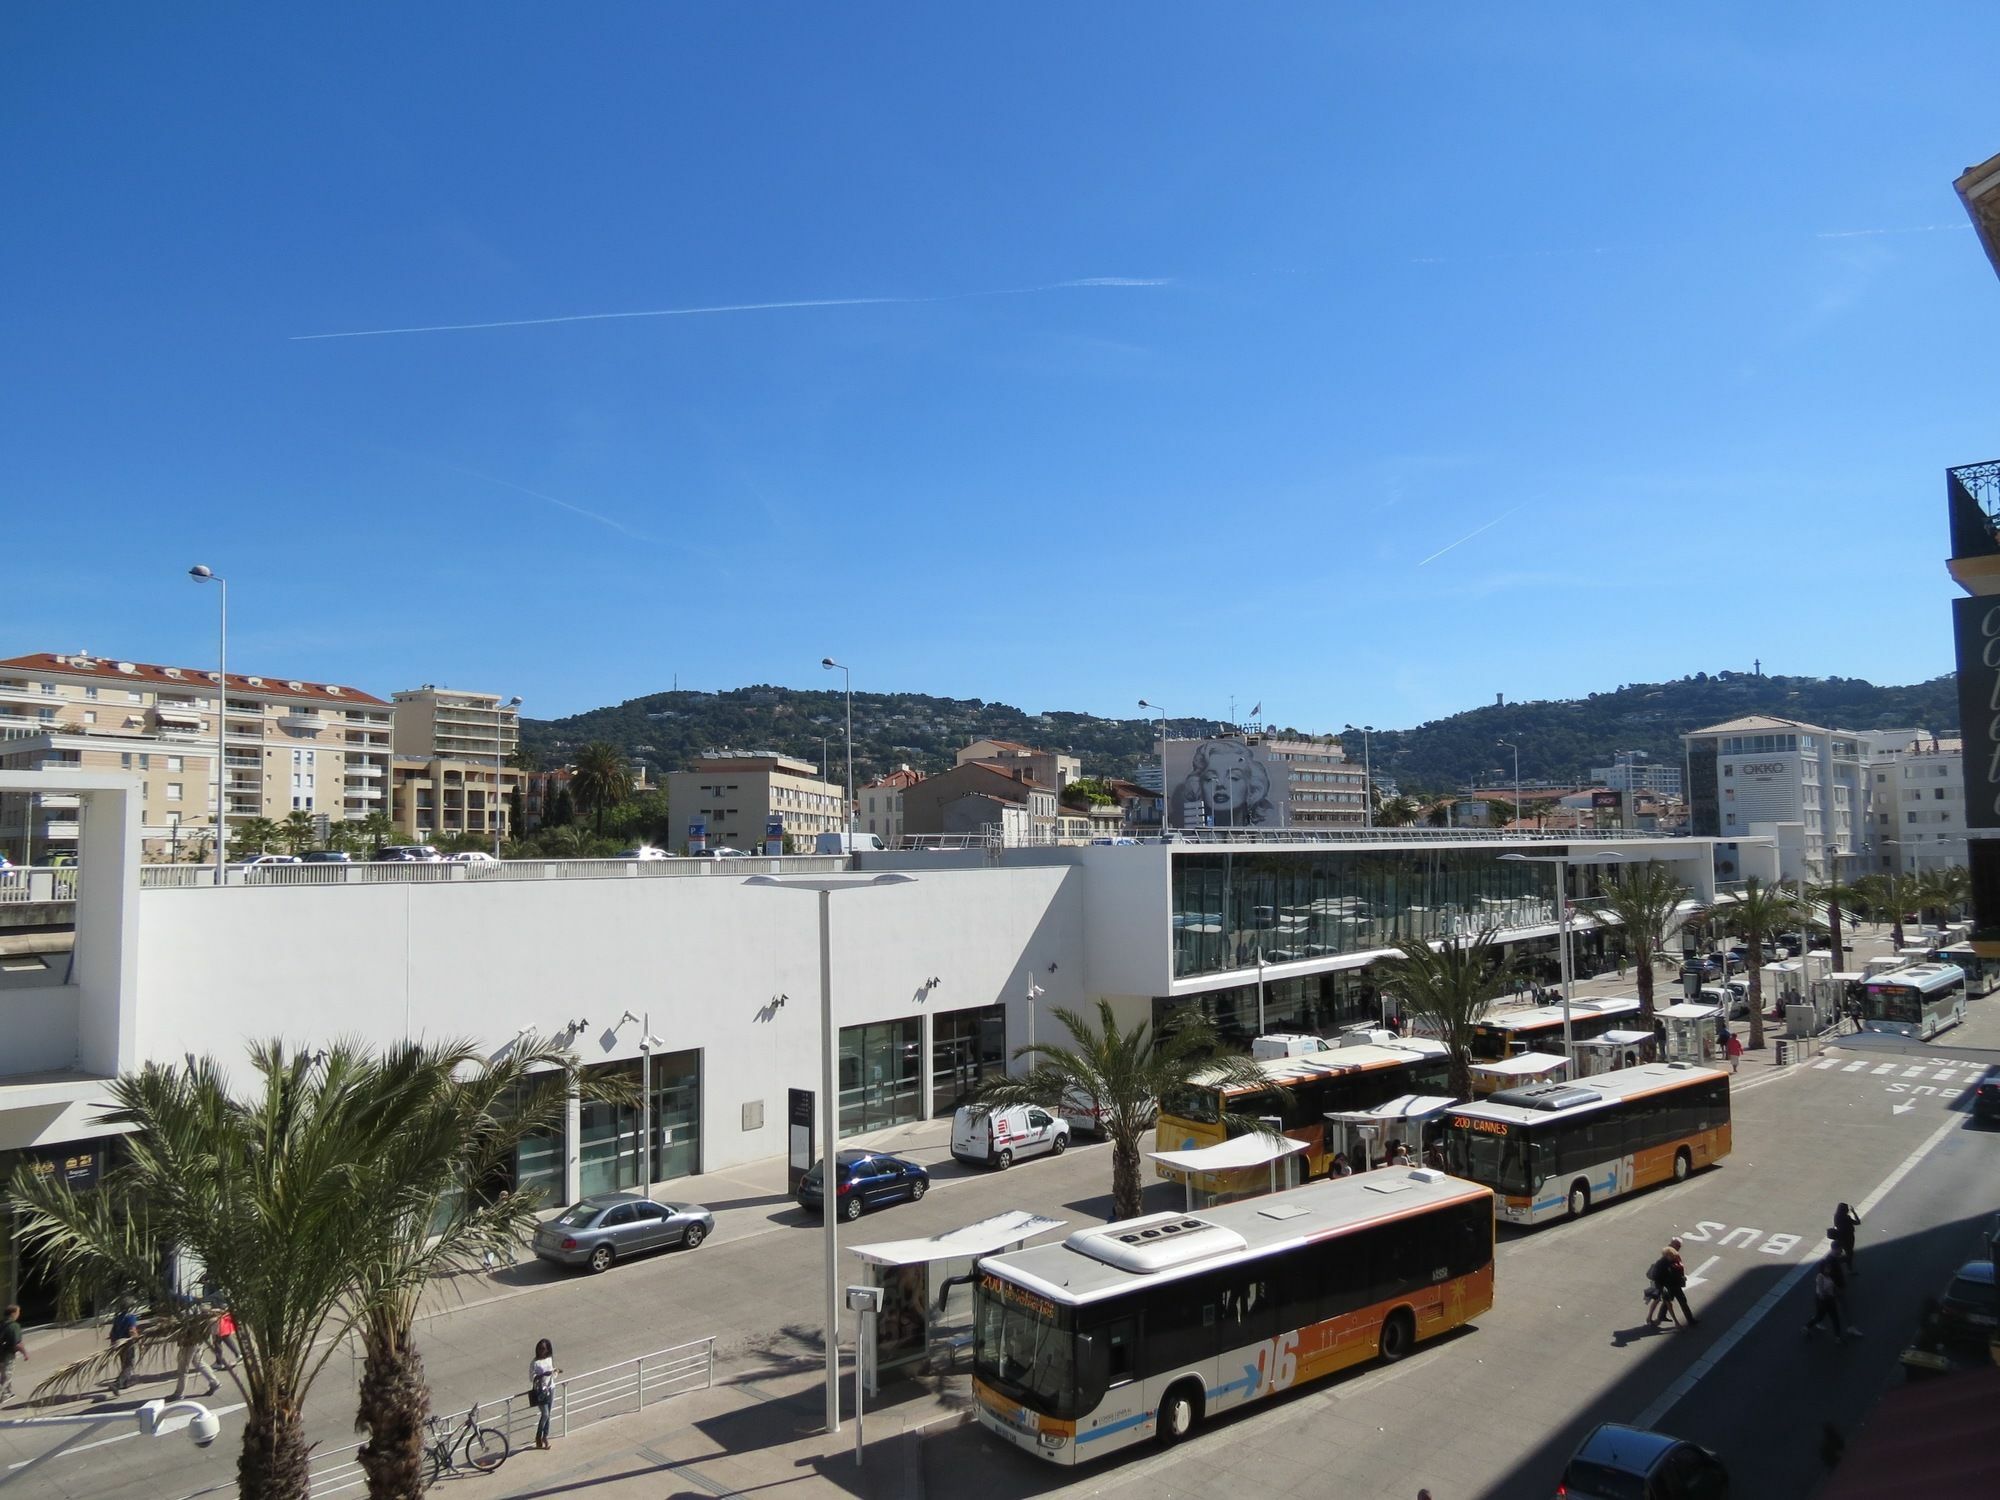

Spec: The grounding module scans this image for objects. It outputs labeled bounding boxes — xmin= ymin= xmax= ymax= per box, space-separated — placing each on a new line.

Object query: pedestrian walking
xmin=108 ymin=1305 xmax=140 ymax=1392
xmin=1656 ymin=1241 xmax=1697 ymax=1327
xmin=169 ymin=1299 xmax=220 ymax=1399
xmin=1803 ymin=1244 xmax=1858 ymax=1339
xmin=211 ymin=1307 xmax=241 ymax=1370
xmin=1330 ymin=1152 xmax=1354 ymax=1177
xmin=1831 ymin=1203 xmax=1860 ymax=1274
xmin=1644 ymin=1246 xmax=1677 ymax=1327
xmin=0 ymin=1304 xmax=26 ymax=1406
xmin=1617 ymin=954 xmax=1628 ymax=979
xmin=528 ymin=1338 xmax=560 ymax=1449
xmin=1724 ymin=1031 xmax=1743 ymax=1073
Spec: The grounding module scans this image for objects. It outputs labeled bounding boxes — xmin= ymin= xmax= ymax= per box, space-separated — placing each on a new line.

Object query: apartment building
xmin=955 ymin=738 xmax=1081 ymax=792
xmin=858 ymin=765 xmax=924 ymax=845
xmin=664 ymin=751 xmax=844 ymax=853
xmin=1867 ymin=735 xmax=1967 ymax=874
xmin=1684 ymin=715 xmax=1896 ymax=879
xmin=391 ymin=686 xmax=519 ymax=762
xmin=1590 ymin=753 xmax=1684 ymax=797
xmin=388 ymin=687 xmax=522 ymax=844
xmin=0 ymin=651 xmax=391 ymax=860
xmin=902 ymin=759 xmax=1060 ymax=839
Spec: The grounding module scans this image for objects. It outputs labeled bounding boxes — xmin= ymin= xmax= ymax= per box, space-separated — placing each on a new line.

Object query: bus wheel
xmin=1378 ymin=1309 xmax=1415 ymax=1363
xmin=1566 ymin=1181 xmax=1590 ymax=1220
xmin=1672 ymin=1148 xmax=1692 ymax=1184
xmin=1156 ymin=1383 xmax=1202 ymax=1447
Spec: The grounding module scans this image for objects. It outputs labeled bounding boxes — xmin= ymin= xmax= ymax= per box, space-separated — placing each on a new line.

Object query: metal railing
xmin=139 ymin=855 xmax=853 ymax=890
xmin=304 ymin=1337 xmax=714 ymax=1496
xmin=0 ymin=867 xmax=80 ymax=903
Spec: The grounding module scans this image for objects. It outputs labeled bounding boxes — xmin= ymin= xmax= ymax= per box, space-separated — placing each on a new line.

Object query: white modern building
xmin=1590 ymin=754 xmax=1683 ymax=798
xmin=1684 ymin=715 xmax=1890 ymax=880
xmin=0 ymin=762 xmax=1722 ymax=1320
xmin=1868 ymin=735 xmax=1967 ymax=874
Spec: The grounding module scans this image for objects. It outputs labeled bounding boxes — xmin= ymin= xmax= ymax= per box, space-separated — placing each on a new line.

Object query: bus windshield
xmin=1865 ymin=986 xmax=1921 ymax=1024
xmin=1161 ymin=1084 xmax=1220 ymax=1124
xmin=1469 ymin=1026 xmax=1515 ymax=1061
xmin=1443 ymin=1118 xmax=1534 ymax=1196
xmin=974 ymin=1274 xmax=1078 ymax=1418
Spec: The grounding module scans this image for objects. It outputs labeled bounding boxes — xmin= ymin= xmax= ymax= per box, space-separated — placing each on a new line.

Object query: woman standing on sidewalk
xmin=528 ymin=1338 xmax=560 ymax=1449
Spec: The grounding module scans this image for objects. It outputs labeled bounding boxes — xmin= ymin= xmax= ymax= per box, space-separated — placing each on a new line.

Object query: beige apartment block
xmin=955 ymin=738 xmax=1081 ymax=791
xmin=389 ymin=756 xmax=513 ymax=843
xmin=392 ymin=685 xmax=520 ymax=763
xmin=665 ymin=751 xmax=844 ymax=853
xmin=0 ymin=651 xmax=392 ymax=861
xmin=389 ymin=686 xmax=520 ymax=843
xmin=858 ymin=765 xmax=924 ymax=845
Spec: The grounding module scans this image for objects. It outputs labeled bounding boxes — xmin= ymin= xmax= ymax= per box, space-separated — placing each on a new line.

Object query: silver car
xmin=531 ymin=1193 xmax=714 ymax=1274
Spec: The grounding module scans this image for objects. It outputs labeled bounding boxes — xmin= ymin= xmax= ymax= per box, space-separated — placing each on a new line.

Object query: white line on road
xmin=1632 ymin=1111 xmax=1961 ymax=1430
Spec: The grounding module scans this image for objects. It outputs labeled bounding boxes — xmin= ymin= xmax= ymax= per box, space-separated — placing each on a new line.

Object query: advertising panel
xmin=1954 ymin=595 xmax=2000 ymax=831
xmin=1163 ymin=736 xmax=1292 ymax=829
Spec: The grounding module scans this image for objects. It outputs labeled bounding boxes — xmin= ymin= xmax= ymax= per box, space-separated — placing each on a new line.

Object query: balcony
xmin=343 ymin=761 xmax=384 ymax=777
xmin=38 ymin=793 xmax=80 ymax=810
xmin=40 ymin=820 xmax=79 ymax=841
xmin=279 ymin=710 xmax=326 ymax=731
xmin=342 ymin=784 xmax=383 ymax=800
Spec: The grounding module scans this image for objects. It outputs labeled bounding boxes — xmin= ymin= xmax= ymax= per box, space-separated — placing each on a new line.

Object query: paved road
xmin=5 ymin=923 xmax=1992 ymax=1500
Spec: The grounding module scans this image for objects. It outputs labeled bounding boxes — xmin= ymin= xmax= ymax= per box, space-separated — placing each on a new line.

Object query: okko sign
xmin=1953 ymin=596 xmax=2000 ymax=830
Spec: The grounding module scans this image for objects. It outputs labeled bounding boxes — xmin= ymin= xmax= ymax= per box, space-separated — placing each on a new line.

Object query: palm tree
xmin=977 ymin=1000 xmax=1264 ymax=1220
xmin=235 ymin=816 xmax=280 ymax=856
xmin=1855 ymin=871 xmax=1920 ymax=950
xmin=12 ymin=1048 xmax=403 ymax=1499
xmin=1912 ymin=866 xmax=1965 ymax=930
xmin=279 ymin=810 xmax=316 ymax=855
xmin=1376 ymin=794 xmax=1421 ymax=828
xmin=1372 ymin=932 xmax=1512 ymax=1100
xmin=1805 ymin=868 xmax=1859 ymax=971
xmin=1695 ymin=876 xmax=1803 ymax=1050
xmin=357 ymin=810 xmax=398 ymax=852
xmin=1596 ymin=863 xmax=1689 ymax=1021
xmin=569 ymin=743 xmax=631 ymax=835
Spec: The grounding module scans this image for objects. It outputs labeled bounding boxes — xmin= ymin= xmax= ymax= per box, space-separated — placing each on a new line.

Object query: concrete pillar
xmin=563 ymin=1074 xmax=582 ymax=1205
xmin=918 ymin=1009 xmax=934 ymax=1121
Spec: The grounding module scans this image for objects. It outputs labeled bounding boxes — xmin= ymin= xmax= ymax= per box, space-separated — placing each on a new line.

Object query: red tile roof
xmin=864 ymin=768 xmax=927 ymax=789
xmin=0 ymin=652 xmax=389 ymax=707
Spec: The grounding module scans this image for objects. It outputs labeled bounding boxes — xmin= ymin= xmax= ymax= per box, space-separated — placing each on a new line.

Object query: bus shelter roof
xmin=847 ymin=1209 xmax=1066 ymax=1268
xmin=1150 ymin=1134 xmax=1310 ymax=1175
xmin=1657 ymin=1002 xmax=1722 ymax=1020
xmin=1471 ymin=1051 xmax=1570 ymax=1077
xmin=1326 ymin=1093 xmax=1457 ymax=1124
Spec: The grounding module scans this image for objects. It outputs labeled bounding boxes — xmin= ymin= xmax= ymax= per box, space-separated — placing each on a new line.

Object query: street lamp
xmin=188 ymin=565 xmax=227 ymax=885
xmin=1344 ymin=724 xmax=1374 ymax=829
xmin=1496 ymin=738 xmax=1521 ymax=829
xmin=821 ymin=659 xmax=854 ymax=843
xmin=743 ymin=872 xmax=914 ymax=1435
xmin=1501 ymin=850 xmax=1625 ymax=1057
xmin=493 ymin=695 xmax=522 ymax=857
xmin=1138 ymin=700 xmax=1168 ymax=826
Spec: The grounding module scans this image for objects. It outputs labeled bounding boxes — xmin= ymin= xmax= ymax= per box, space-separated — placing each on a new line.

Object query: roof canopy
xmin=847 ymin=1209 xmax=1065 ymax=1268
xmin=1150 ymin=1134 xmax=1310 ymax=1175
xmin=1657 ymin=1002 xmax=1722 ymax=1019
xmin=1471 ymin=1051 xmax=1570 ymax=1076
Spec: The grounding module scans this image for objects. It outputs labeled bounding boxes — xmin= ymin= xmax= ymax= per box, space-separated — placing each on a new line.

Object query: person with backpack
xmin=108 ymin=1305 xmax=140 ymax=1392
xmin=1803 ymin=1238 xmax=1859 ymax=1340
xmin=0 ymin=1304 xmax=26 ymax=1405
xmin=527 ymin=1338 xmax=561 ymax=1449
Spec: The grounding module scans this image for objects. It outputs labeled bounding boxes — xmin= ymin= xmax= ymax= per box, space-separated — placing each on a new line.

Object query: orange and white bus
xmin=1156 ymin=1037 xmax=1451 ymax=1176
xmin=1439 ymin=1063 xmax=1730 ymax=1226
xmin=972 ymin=1168 xmax=1493 ymax=1462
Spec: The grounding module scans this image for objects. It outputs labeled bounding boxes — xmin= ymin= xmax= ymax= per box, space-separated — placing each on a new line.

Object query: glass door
xmin=650 ymin=1049 xmax=702 ymax=1182
xmin=578 ymin=1062 xmax=643 ymax=1197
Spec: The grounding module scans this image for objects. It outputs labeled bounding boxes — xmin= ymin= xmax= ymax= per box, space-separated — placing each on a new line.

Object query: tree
xmin=354 ymin=811 xmax=397 ymax=852
xmin=1377 ymin=794 xmax=1421 ymax=828
xmin=1805 ymin=868 xmax=1859 ymax=971
xmin=279 ymin=811 xmax=316 ymax=855
xmin=235 ymin=816 xmax=280 ymax=856
xmin=1695 ymin=876 xmax=1803 ymax=1050
xmin=570 ymin=743 xmax=630 ymax=834
xmin=977 ymin=1000 xmax=1265 ymax=1220
xmin=1855 ymin=871 xmax=1921 ymax=950
xmin=1483 ymin=800 xmax=1515 ymax=829
xmin=1597 ymin=863 xmax=1689 ymax=1021
xmin=1372 ymin=932 xmax=1512 ymax=1100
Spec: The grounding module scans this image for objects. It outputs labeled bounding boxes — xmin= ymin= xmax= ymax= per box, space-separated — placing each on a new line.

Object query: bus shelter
xmin=1321 ymin=1093 xmax=1457 ymax=1170
xmin=1148 ymin=1133 xmax=1310 ymax=1210
xmin=1572 ymin=1028 xmax=1657 ymax=1077
xmin=1656 ymin=1002 xmax=1723 ymax=1064
xmin=1469 ymin=1051 xmax=1570 ymax=1096
xmin=848 ymin=1209 xmax=1065 ymax=1394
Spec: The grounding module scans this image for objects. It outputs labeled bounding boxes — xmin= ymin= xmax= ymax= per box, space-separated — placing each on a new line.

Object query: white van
xmin=814 ymin=831 xmax=888 ymax=854
xmin=950 ymin=1103 xmax=1069 ymax=1169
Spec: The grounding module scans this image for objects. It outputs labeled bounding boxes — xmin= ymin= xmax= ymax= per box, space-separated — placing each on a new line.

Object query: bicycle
xmin=423 ymin=1402 xmax=509 ymax=1485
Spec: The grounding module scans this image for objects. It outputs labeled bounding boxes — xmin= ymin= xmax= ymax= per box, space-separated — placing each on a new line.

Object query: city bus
xmin=1468 ymin=997 xmax=1643 ymax=1060
xmin=1439 ymin=1063 xmax=1731 ymax=1226
xmin=1860 ymin=963 xmax=1967 ymax=1040
xmin=1157 ymin=1037 xmax=1451 ymax=1177
xmin=1941 ymin=943 xmax=1999 ymax=999
xmin=972 ymin=1168 xmax=1494 ymax=1462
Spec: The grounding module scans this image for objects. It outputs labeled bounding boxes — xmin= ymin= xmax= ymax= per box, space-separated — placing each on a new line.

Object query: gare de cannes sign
xmin=1954 ymin=595 xmax=2000 ymax=830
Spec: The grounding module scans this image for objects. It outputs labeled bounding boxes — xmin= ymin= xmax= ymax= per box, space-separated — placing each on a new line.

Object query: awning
xmin=1150 ymin=1134 xmax=1310 ymax=1175
xmin=1472 ymin=1051 xmax=1570 ymax=1077
xmin=848 ymin=1209 xmax=1066 ymax=1268
xmin=1600 ymin=1029 xmax=1655 ymax=1045
xmin=1329 ymin=1094 xmax=1457 ymax=1124
xmin=1657 ymin=1002 xmax=1722 ymax=1020
xmin=152 ymin=709 xmax=203 ymax=725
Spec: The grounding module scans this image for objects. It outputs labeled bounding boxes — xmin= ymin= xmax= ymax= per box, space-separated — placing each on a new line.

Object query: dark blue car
xmin=795 ymin=1149 xmax=930 ymax=1222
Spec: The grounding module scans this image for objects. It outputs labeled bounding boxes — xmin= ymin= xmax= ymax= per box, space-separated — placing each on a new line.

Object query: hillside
xmin=521 ymin=670 xmax=1959 ymax=793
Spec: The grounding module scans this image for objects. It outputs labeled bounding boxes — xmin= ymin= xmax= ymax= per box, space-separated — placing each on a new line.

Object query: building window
xmin=120 ymin=753 xmax=132 ymax=769
xmin=167 ymin=783 xmax=182 ymax=801
xmin=167 ymin=756 xmax=182 ymax=771
xmin=84 ymin=686 xmax=98 ymax=700
xmin=1907 ymin=812 xmax=1917 ymax=823
xmin=127 ymin=691 xmax=142 ymax=704
xmin=1936 ymin=788 xmax=1946 ymax=800
xmin=83 ymin=710 xmax=95 ymax=724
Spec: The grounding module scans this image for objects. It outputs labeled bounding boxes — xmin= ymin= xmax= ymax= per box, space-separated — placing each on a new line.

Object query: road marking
xmin=1633 ymin=1111 xmax=1961 ymax=1430
xmin=1815 ymin=1059 xmax=1839 ymax=1070
xmin=1902 ymin=1066 xmax=1927 ymax=1078
xmin=1871 ymin=1064 xmax=1897 ymax=1075
xmin=5 ymin=1402 xmax=245 ymax=1471
xmin=1682 ymin=1254 xmax=1721 ymax=1290
xmin=1842 ymin=1061 xmax=1869 ymax=1073
xmin=1933 ymin=1069 xmax=1957 ymax=1080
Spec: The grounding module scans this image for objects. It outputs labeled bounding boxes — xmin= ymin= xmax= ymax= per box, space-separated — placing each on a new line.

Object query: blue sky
xmin=5 ymin=6 xmax=1997 ymax=732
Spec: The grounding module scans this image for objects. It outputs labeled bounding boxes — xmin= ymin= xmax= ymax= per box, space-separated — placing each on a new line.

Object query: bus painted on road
xmin=1941 ymin=944 xmax=1997 ymax=999
xmin=1439 ymin=1063 xmax=1731 ymax=1226
xmin=1157 ymin=1037 xmax=1450 ymax=1176
xmin=972 ymin=1169 xmax=1494 ymax=1463
xmin=1860 ymin=963 xmax=1967 ymax=1040
xmin=1469 ymin=997 xmax=1643 ymax=1060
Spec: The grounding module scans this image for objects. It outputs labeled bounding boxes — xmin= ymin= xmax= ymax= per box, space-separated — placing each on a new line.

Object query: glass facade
xmin=1172 ymin=849 xmax=1558 ymax=978
xmin=650 ymin=1048 xmax=702 ymax=1181
xmin=839 ymin=1018 xmax=922 ymax=1136
xmin=931 ymin=1003 xmax=1007 ymax=1116
xmin=579 ymin=1061 xmax=644 ymax=1197
xmin=1152 ymin=970 xmax=1384 ymax=1050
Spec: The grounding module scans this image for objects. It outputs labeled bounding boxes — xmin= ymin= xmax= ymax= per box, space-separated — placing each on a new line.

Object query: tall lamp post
xmin=1345 ymin=724 xmax=1374 ymax=829
xmin=493 ymin=694 xmax=522 ymax=857
xmin=821 ymin=658 xmax=854 ymax=842
xmin=744 ymin=872 xmax=913 ymax=1435
xmin=188 ymin=565 xmax=227 ymax=885
xmin=1138 ymin=700 xmax=1168 ymax=828
xmin=1496 ymin=738 xmax=1521 ymax=829
xmin=1502 ymin=850 xmax=1624 ymax=1057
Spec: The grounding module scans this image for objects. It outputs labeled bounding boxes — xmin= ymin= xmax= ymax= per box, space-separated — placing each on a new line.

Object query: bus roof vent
xmin=1488 ymin=1083 xmax=1603 ymax=1112
xmin=1063 ymin=1213 xmax=1250 ymax=1274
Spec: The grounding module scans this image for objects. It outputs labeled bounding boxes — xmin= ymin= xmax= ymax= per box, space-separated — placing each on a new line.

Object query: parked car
xmin=1684 ymin=955 xmax=1722 ymax=980
xmin=795 ymin=1150 xmax=930 ymax=1221
xmin=245 ymin=853 xmax=300 ymax=866
xmin=300 ymin=850 xmax=352 ymax=864
xmin=1973 ymin=1065 xmax=2000 ymax=1124
xmin=374 ymin=845 xmax=442 ymax=862
xmin=531 ymin=1193 xmax=713 ymax=1274
xmin=447 ymin=851 xmax=496 ymax=864
xmin=1560 ymin=1422 xmax=1729 ymax=1499
xmin=950 ymin=1103 xmax=1069 ymax=1169
xmin=613 ymin=846 xmax=672 ymax=861
xmin=1937 ymin=1260 xmax=1998 ymax=1348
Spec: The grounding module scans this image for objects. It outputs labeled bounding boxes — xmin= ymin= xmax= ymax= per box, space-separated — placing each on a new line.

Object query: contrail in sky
xmin=440 ymin=462 xmax=655 ymax=542
xmin=1416 ymin=502 xmax=1526 ymax=567
xmin=292 ymin=277 xmax=1173 ymax=341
